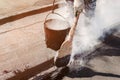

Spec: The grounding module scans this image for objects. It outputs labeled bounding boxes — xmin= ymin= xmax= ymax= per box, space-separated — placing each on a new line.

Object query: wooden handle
xmin=68 ymin=11 xmax=81 ymax=41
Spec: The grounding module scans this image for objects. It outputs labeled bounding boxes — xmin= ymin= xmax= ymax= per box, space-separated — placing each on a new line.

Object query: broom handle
xmin=68 ymin=11 xmax=81 ymax=41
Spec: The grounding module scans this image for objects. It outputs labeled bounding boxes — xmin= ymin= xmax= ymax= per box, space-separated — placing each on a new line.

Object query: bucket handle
xmin=44 ymin=0 xmax=69 ymax=24
xmin=44 ymin=12 xmax=67 ymax=23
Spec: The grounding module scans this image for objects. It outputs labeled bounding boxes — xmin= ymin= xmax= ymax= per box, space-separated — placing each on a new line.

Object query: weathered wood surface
xmin=0 ymin=0 xmax=64 ymax=79
xmin=0 ymin=0 xmax=120 ymax=80
xmin=0 ymin=2 xmax=60 ymax=79
xmin=0 ymin=0 xmax=60 ymax=19
xmin=0 ymin=0 xmax=61 ymax=25
xmin=0 ymin=11 xmax=56 ymax=79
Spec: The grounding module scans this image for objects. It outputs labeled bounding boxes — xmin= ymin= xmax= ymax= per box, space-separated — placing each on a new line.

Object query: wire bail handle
xmin=52 ymin=0 xmax=56 ymax=13
xmin=44 ymin=0 xmax=69 ymax=25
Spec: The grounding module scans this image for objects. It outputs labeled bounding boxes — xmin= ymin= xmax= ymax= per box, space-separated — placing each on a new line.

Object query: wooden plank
xmin=0 ymin=0 xmax=61 ymax=19
xmin=0 ymin=3 xmax=59 ymax=25
xmin=0 ymin=11 xmax=56 ymax=79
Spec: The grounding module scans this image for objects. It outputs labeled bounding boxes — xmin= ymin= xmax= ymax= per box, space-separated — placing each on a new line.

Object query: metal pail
xmin=44 ymin=13 xmax=70 ymax=50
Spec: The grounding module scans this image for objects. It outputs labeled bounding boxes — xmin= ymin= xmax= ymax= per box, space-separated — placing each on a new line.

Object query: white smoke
xmin=46 ymin=19 xmax=70 ymax=30
xmin=53 ymin=0 xmax=120 ymax=68
xmin=55 ymin=1 xmax=74 ymax=27
xmin=69 ymin=0 xmax=120 ymax=67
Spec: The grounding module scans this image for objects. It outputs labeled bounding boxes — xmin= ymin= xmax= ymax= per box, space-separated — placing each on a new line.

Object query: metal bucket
xmin=44 ymin=13 xmax=70 ymax=51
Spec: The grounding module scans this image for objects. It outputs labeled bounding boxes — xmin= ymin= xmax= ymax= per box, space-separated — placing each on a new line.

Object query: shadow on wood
xmin=67 ymin=67 xmax=120 ymax=78
xmin=33 ymin=67 xmax=120 ymax=80
xmin=7 ymin=58 xmax=54 ymax=80
xmin=0 ymin=4 xmax=58 ymax=25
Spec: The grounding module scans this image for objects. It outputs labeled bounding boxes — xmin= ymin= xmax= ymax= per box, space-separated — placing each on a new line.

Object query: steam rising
xmin=47 ymin=19 xmax=70 ymax=30
xmin=69 ymin=0 xmax=120 ymax=66
xmin=50 ymin=0 xmax=74 ymax=27
xmin=54 ymin=0 xmax=120 ymax=67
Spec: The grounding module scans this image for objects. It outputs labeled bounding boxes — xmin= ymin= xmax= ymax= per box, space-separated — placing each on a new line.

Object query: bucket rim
xmin=44 ymin=19 xmax=71 ymax=31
